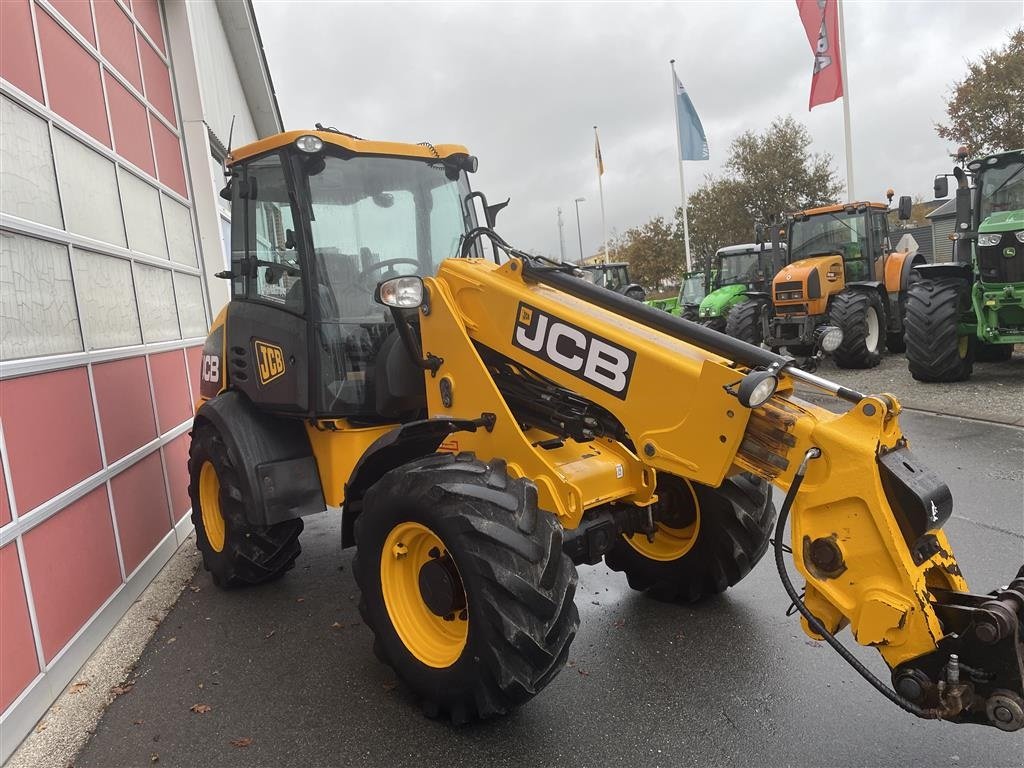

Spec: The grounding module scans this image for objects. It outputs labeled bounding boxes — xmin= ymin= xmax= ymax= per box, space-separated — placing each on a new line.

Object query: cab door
xmin=226 ymin=152 xmax=310 ymax=414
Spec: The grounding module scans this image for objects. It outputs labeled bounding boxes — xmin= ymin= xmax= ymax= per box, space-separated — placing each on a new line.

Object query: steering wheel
xmin=358 ymin=258 xmax=421 ymax=286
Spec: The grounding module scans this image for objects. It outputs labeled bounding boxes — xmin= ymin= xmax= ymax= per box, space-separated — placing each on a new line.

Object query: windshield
xmin=978 ymin=159 xmax=1024 ymax=221
xmin=717 ymin=251 xmax=761 ymax=286
xmin=788 ymin=212 xmax=867 ymax=263
xmin=680 ymin=274 xmax=705 ymax=304
xmin=306 ymin=154 xmax=473 ymax=320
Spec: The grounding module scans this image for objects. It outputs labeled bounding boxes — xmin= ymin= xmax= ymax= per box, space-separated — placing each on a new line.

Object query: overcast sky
xmin=253 ymin=1 xmax=1020 ymax=260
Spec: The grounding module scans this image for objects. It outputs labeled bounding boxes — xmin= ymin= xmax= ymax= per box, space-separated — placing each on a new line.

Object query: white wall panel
xmin=72 ymin=250 xmax=143 ymax=349
xmin=173 ymin=272 xmax=207 ymax=338
xmin=51 ymin=130 xmax=127 ymax=248
xmin=188 ymin=1 xmax=258 ymax=147
xmin=0 ymin=96 xmax=63 ymax=228
xmin=133 ymin=263 xmax=180 ymax=342
xmin=162 ymin=194 xmax=198 ymax=267
xmin=118 ymin=169 xmax=169 ymax=259
xmin=0 ymin=232 xmax=82 ymax=359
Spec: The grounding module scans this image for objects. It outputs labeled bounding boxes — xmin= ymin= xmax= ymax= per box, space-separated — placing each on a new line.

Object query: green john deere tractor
xmin=697 ymin=242 xmax=780 ymax=333
xmin=905 ymin=148 xmax=1023 ymax=381
xmin=647 ymin=270 xmax=706 ymax=321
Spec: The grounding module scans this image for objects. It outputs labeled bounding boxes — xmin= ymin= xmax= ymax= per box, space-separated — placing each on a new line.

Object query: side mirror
xmin=898 ymin=196 xmax=912 ymax=221
xmin=933 ymin=175 xmax=949 ymax=199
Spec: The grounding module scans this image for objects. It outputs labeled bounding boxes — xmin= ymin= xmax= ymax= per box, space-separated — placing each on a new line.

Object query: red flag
xmin=796 ymin=0 xmax=843 ymax=110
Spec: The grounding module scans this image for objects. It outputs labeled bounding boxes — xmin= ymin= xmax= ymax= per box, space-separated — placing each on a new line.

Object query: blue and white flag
xmin=674 ymin=74 xmax=709 ymax=161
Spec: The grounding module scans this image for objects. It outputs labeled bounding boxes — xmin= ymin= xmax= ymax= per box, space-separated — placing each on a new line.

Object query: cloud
xmin=254 ymin=0 xmax=1018 ymax=259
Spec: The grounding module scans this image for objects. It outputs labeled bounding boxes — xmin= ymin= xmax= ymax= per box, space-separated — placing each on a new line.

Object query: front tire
xmin=904 ymin=277 xmax=975 ymax=382
xmin=829 ymin=289 xmax=886 ymax=369
xmin=604 ymin=473 xmax=775 ymax=603
xmin=188 ymin=423 xmax=303 ymax=588
xmin=354 ymin=453 xmax=578 ymax=724
xmin=700 ymin=315 xmax=727 ymax=333
xmin=725 ymin=300 xmax=764 ymax=346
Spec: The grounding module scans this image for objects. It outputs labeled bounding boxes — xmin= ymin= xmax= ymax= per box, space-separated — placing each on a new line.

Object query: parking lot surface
xmin=73 ymin=410 xmax=1023 ymax=768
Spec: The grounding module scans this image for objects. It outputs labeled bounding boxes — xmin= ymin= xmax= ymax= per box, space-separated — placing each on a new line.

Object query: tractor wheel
xmin=725 ymin=300 xmax=764 ymax=346
xmin=700 ymin=316 xmax=727 ymax=333
xmin=353 ymin=452 xmax=578 ymax=724
xmin=829 ymin=290 xmax=886 ymax=369
xmin=604 ymin=473 xmax=775 ymax=603
xmin=976 ymin=342 xmax=1014 ymax=362
xmin=188 ymin=423 xmax=303 ymax=588
xmin=904 ymin=277 xmax=975 ymax=382
xmin=680 ymin=305 xmax=699 ymax=322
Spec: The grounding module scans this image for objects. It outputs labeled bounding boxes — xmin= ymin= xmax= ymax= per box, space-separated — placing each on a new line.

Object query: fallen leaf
xmin=110 ymin=684 xmax=134 ymax=697
xmin=147 ymin=615 xmax=161 ymax=623
xmin=330 ymin=622 xmax=343 ymax=629
xmin=264 ymin=630 xmax=276 ymax=639
xmin=197 ymin=683 xmax=204 ymax=689
xmin=150 ymin=753 xmax=159 ymax=763
xmin=189 ymin=586 xmax=201 ymax=593
xmin=133 ymin=720 xmax=144 ymax=726
xmin=577 ymin=669 xmax=590 ymax=677
xmin=230 ymin=737 xmax=253 ymax=748
xmin=166 ymin=637 xmax=176 ymax=644
xmin=613 ymin=619 xmax=625 ymax=629
xmin=190 ymin=703 xmax=212 ymax=714
xmin=382 ymin=681 xmax=398 ymax=691
xmin=69 ymin=681 xmax=90 ymax=694
xmin=296 ymin=597 xmax=305 ymax=603
xmin=35 ymin=722 xmax=47 ymax=733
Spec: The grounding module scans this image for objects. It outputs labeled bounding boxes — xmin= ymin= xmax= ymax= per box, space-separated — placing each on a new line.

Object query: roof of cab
xmin=794 ymin=201 xmax=889 ymax=217
xmin=228 ymin=129 xmax=470 ymax=164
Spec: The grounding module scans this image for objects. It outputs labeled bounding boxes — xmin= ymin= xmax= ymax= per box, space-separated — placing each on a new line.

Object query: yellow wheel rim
xmin=380 ymin=522 xmax=468 ymax=668
xmin=199 ymin=462 xmax=226 ymax=553
xmin=957 ymin=335 xmax=969 ymax=359
xmin=623 ymin=480 xmax=701 ymax=562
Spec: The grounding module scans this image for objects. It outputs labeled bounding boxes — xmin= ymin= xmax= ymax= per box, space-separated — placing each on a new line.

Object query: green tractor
xmin=697 ymin=242 xmax=780 ymax=332
xmin=905 ymin=148 xmax=1023 ymax=381
xmin=646 ymin=270 xmax=706 ymax=321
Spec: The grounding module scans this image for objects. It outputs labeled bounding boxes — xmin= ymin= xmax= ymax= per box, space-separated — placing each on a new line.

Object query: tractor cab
xmin=578 ymin=262 xmax=646 ymax=301
xmin=785 ymin=201 xmax=901 ymax=284
xmin=696 ymin=242 xmax=780 ymax=329
xmin=204 ymin=130 xmax=481 ymax=421
xmin=970 ymin=150 xmax=1024 ymax=284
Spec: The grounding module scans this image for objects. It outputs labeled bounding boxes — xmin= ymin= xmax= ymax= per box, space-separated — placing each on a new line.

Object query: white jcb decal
xmin=201 ymin=354 xmax=220 ymax=383
xmin=513 ymin=303 xmax=635 ymax=399
xmin=929 ymin=500 xmax=939 ymax=525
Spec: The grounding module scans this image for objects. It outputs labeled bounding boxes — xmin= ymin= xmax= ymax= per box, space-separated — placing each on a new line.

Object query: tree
xmin=682 ymin=117 xmax=843 ymax=261
xmin=617 ymin=216 xmax=679 ymax=287
xmin=935 ymin=27 xmax=1024 ymax=156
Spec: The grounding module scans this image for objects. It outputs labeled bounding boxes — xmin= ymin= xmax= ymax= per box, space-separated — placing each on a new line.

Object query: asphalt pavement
xmin=72 ymin=411 xmax=1024 ymax=768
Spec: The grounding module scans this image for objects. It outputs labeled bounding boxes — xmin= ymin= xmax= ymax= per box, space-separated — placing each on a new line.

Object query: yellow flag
xmin=594 ymin=128 xmax=604 ymax=176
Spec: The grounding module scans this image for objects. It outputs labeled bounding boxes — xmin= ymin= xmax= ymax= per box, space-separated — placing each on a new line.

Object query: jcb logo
xmin=201 ymin=354 xmax=220 ymax=383
xmin=255 ymin=341 xmax=286 ymax=385
xmin=512 ymin=302 xmax=635 ymax=399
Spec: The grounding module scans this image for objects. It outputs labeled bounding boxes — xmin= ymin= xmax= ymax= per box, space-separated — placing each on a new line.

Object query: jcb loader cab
xmin=764 ymin=195 xmax=922 ymax=367
xmin=189 ymin=128 xmax=1023 ymax=732
xmin=905 ymin=148 xmax=1024 ymax=381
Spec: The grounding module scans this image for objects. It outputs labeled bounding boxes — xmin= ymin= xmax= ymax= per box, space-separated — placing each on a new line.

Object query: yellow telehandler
xmin=189 ymin=127 xmax=1023 ymax=730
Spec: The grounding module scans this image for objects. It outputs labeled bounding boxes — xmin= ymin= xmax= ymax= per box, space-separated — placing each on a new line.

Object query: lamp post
xmin=574 ymin=197 xmax=586 ymax=264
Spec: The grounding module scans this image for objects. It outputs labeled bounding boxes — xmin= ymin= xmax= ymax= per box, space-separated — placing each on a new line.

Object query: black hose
xmin=773 ymin=448 xmax=941 ymax=720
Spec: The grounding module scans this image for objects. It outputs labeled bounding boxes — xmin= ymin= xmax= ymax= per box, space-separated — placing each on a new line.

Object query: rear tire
xmin=976 ymin=342 xmax=1014 ymax=362
xmin=604 ymin=473 xmax=775 ymax=603
xmin=725 ymin=300 xmax=764 ymax=346
xmin=830 ymin=290 xmax=886 ymax=369
xmin=354 ymin=453 xmax=578 ymax=723
xmin=904 ymin=277 xmax=975 ymax=382
xmin=188 ymin=423 xmax=303 ymax=588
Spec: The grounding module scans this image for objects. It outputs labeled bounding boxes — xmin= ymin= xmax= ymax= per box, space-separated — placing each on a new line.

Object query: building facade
xmin=0 ymin=1 xmax=281 ymax=758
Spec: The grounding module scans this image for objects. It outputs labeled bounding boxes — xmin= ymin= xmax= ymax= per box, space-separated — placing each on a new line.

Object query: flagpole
xmin=670 ymin=59 xmax=692 ymax=272
xmin=594 ymin=126 xmax=609 ymax=264
xmin=837 ymin=0 xmax=854 ymax=199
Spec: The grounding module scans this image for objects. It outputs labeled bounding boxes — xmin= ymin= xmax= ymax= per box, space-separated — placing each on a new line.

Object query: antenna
xmin=223 ymin=115 xmax=236 ymax=179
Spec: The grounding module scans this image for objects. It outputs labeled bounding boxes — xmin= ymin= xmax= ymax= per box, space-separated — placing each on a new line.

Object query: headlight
xmin=817 ymin=325 xmax=843 ymax=353
xmin=737 ymin=371 xmax=778 ymax=409
xmin=1015 ymin=231 xmax=1024 ymax=244
xmin=376 ymin=276 xmax=424 ymax=308
xmin=978 ymin=233 xmax=1002 ymax=247
xmin=295 ymin=135 xmax=324 ymax=153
